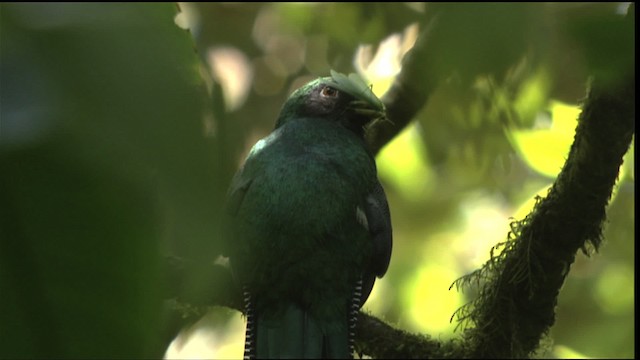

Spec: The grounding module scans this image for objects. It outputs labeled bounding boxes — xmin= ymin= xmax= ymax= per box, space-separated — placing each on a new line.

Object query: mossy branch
xmin=449 ymin=73 xmax=634 ymax=358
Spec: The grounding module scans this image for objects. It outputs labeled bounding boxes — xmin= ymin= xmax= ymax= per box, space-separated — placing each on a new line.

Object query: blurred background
xmin=1 ymin=3 xmax=633 ymax=359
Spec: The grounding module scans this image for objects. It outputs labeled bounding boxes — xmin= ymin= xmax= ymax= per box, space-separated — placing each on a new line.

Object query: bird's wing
xmin=222 ymin=168 xmax=254 ymax=259
xmin=358 ymin=180 xmax=393 ymax=306
xmin=365 ymin=180 xmax=393 ymax=277
xmin=226 ymin=168 xmax=254 ymax=217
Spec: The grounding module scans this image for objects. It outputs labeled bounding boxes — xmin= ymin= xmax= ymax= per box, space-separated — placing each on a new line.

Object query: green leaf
xmin=330 ymin=69 xmax=384 ymax=110
xmin=508 ymin=101 xmax=579 ymax=178
xmin=0 ymin=3 xmax=215 ymax=357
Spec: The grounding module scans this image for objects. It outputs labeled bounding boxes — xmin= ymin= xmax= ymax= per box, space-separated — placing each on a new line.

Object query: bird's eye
xmin=320 ymin=86 xmax=338 ymax=98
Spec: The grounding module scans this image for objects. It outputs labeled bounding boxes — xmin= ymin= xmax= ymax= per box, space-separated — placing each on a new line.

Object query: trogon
xmin=225 ymin=70 xmax=393 ymax=359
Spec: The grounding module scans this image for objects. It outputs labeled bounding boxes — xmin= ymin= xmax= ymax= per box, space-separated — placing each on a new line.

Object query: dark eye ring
xmin=320 ymin=86 xmax=338 ymax=98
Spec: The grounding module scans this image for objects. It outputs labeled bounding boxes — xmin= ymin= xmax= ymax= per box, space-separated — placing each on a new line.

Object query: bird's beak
xmin=347 ymin=100 xmax=387 ymax=126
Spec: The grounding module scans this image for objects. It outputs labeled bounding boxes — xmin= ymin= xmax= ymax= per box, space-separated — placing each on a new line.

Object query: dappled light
xmin=377 ymin=123 xmax=435 ymax=201
xmin=206 ymin=47 xmax=253 ymax=111
xmin=404 ymin=262 xmax=465 ymax=336
xmin=1 ymin=3 xmax=633 ymax=359
xmin=509 ymin=100 xmax=581 ymax=178
xmin=355 ymin=23 xmax=419 ymax=96
xmin=170 ymin=3 xmax=635 ymax=358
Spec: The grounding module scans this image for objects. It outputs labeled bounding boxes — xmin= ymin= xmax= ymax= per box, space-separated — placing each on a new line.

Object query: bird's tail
xmin=242 ymin=283 xmax=362 ymax=359
xmin=243 ymin=288 xmax=257 ymax=360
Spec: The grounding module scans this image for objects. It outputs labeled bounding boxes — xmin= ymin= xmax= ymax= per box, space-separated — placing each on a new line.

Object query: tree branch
xmin=451 ymin=68 xmax=635 ymax=359
xmin=162 ymin=256 xmax=468 ymax=358
xmin=367 ymin=16 xmax=441 ymax=155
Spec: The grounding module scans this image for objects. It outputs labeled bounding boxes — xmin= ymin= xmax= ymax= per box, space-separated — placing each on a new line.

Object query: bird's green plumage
xmin=233 ymin=117 xmax=375 ymax=316
xmin=226 ymin=71 xmax=392 ymax=359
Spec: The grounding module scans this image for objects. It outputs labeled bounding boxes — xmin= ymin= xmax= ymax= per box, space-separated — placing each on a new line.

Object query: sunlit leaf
xmin=402 ymin=262 xmax=464 ymax=336
xmin=330 ymin=69 xmax=384 ymax=111
xmin=376 ymin=124 xmax=434 ymax=201
xmin=508 ymin=101 xmax=580 ymax=178
xmin=514 ymin=67 xmax=551 ymax=127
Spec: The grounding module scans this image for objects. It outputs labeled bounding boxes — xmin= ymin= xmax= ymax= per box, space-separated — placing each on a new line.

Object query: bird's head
xmin=275 ymin=70 xmax=387 ymax=136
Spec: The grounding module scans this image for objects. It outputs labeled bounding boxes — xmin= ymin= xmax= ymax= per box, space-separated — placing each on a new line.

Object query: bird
xmin=225 ymin=70 xmax=392 ymax=359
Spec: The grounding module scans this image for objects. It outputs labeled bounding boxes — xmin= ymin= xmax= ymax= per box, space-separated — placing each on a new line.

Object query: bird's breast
xmin=240 ymin=124 xmax=376 ymax=237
